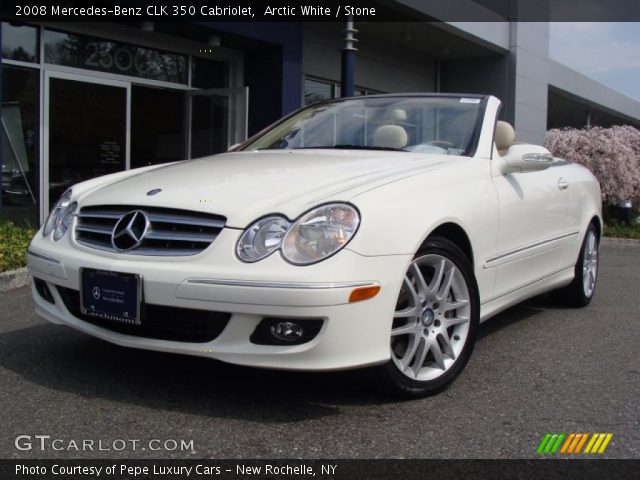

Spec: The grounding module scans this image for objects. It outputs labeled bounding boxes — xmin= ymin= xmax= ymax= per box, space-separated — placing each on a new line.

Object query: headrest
xmin=372 ymin=125 xmax=408 ymax=149
xmin=495 ymin=121 xmax=515 ymax=151
xmin=384 ymin=108 xmax=407 ymax=123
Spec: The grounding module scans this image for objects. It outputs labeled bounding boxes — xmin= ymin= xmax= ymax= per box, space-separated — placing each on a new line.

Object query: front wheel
xmin=376 ymin=237 xmax=479 ymax=397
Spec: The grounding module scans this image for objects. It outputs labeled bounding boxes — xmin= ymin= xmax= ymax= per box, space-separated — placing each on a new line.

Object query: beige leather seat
xmin=372 ymin=108 xmax=409 ymax=149
xmin=372 ymin=125 xmax=408 ymax=149
xmin=384 ymin=108 xmax=407 ymax=123
xmin=495 ymin=120 xmax=515 ymax=156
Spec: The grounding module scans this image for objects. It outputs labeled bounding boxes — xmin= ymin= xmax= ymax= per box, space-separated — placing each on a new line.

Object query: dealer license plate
xmin=80 ymin=268 xmax=142 ymax=325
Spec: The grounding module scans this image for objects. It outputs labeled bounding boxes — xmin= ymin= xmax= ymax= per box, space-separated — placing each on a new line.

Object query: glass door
xmin=44 ymin=71 xmax=130 ymax=218
xmin=187 ymin=87 xmax=248 ymax=158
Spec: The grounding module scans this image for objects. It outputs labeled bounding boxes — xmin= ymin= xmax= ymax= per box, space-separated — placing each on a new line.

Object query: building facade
xmin=2 ymin=12 xmax=640 ymax=226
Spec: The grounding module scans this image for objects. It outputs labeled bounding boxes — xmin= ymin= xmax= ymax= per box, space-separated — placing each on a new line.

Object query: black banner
xmin=2 ymin=460 xmax=640 ymax=480
xmin=3 ymin=0 xmax=640 ymax=22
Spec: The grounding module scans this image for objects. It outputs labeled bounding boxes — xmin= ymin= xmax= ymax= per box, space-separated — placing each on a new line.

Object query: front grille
xmin=75 ymin=205 xmax=226 ymax=256
xmin=56 ymin=286 xmax=231 ymax=343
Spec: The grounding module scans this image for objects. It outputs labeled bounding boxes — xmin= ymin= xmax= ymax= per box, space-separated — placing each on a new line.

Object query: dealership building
xmin=2 ymin=4 xmax=640 ymax=226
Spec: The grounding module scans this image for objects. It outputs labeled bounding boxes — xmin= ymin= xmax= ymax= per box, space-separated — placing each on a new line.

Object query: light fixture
xmin=270 ymin=321 xmax=305 ymax=342
xmin=349 ymin=285 xmax=381 ymax=303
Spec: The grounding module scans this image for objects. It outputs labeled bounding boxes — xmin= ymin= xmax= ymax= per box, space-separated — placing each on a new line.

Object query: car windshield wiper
xmin=293 ymin=145 xmax=407 ymax=152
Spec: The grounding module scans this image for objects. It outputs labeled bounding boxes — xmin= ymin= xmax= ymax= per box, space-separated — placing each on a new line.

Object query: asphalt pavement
xmin=0 ymin=241 xmax=638 ymax=459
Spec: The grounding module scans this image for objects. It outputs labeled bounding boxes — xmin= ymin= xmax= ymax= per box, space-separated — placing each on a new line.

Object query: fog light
xmin=270 ymin=321 xmax=304 ymax=342
xmin=250 ymin=318 xmax=323 ymax=345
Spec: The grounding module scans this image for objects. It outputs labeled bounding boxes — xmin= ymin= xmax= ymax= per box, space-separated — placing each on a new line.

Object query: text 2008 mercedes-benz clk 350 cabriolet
xmin=27 ymin=94 xmax=601 ymax=396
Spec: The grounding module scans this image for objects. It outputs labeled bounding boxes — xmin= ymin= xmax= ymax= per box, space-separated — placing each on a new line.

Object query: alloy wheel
xmin=391 ymin=254 xmax=471 ymax=381
xmin=582 ymin=229 xmax=598 ymax=298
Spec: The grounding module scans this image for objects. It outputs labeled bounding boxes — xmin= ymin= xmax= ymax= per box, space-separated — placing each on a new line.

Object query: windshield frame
xmin=234 ymin=93 xmax=490 ymax=157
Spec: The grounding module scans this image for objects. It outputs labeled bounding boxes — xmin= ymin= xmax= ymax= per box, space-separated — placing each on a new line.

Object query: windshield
xmin=241 ymin=96 xmax=485 ymax=156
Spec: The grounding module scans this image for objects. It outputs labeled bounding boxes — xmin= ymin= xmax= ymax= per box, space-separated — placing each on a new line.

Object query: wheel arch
xmin=422 ymin=222 xmax=474 ymax=269
xmin=590 ymin=214 xmax=603 ymax=240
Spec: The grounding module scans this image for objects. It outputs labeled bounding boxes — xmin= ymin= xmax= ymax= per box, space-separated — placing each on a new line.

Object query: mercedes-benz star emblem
xmin=92 ymin=286 xmax=101 ymax=300
xmin=111 ymin=210 xmax=150 ymax=251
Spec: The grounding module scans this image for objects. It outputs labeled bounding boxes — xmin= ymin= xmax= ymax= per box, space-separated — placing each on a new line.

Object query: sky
xmin=549 ymin=22 xmax=640 ymax=100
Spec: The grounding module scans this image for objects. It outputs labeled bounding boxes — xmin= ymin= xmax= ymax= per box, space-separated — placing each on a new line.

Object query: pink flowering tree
xmin=544 ymin=125 xmax=640 ymax=204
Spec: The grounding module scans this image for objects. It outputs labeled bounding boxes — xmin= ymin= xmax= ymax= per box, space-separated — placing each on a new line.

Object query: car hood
xmin=78 ymin=150 xmax=462 ymax=227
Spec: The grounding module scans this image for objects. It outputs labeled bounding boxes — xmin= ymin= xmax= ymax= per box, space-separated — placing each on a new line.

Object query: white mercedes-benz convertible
xmin=27 ymin=94 xmax=601 ymax=396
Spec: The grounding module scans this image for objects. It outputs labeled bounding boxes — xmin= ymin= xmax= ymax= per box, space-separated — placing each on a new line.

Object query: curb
xmin=0 ymin=267 xmax=30 ymax=293
xmin=602 ymin=236 xmax=640 ymax=246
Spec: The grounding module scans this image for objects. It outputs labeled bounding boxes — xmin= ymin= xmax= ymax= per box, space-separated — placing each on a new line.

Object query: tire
xmin=375 ymin=236 xmax=480 ymax=398
xmin=555 ymin=223 xmax=599 ymax=307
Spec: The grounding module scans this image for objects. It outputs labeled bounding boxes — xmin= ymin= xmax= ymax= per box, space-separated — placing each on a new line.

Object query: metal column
xmin=340 ymin=17 xmax=358 ymax=97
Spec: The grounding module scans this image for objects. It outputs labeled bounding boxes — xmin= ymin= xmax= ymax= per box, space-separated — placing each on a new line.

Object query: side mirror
xmin=499 ymin=144 xmax=553 ymax=174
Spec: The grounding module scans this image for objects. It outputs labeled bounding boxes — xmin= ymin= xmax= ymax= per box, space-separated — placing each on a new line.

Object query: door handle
xmin=557 ymin=178 xmax=569 ymax=190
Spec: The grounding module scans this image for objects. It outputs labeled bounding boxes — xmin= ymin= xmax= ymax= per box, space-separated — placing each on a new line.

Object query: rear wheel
xmin=555 ymin=223 xmax=599 ymax=307
xmin=376 ymin=237 xmax=479 ymax=397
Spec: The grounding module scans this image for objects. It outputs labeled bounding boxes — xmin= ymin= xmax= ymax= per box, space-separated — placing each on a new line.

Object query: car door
xmin=489 ymin=158 xmax=575 ymax=298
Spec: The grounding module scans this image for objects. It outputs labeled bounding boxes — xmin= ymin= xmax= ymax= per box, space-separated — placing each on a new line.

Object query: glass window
xmin=44 ymin=29 xmax=188 ymax=84
xmin=190 ymin=95 xmax=228 ymax=158
xmin=1 ymin=65 xmax=40 ymax=226
xmin=48 ymin=78 xmax=127 ymax=206
xmin=304 ymin=78 xmax=334 ymax=105
xmin=1 ymin=22 xmax=38 ymax=63
xmin=242 ymin=96 xmax=484 ymax=157
xmin=361 ymin=88 xmax=383 ymax=96
xmin=191 ymin=57 xmax=228 ymax=89
xmin=131 ymin=86 xmax=186 ymax=168
xmin=304 ymin=78 xmax=381 ymax=104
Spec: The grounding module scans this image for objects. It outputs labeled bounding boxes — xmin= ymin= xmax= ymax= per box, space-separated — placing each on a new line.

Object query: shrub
xmin=544 ymin=125 xmax=640 ymax=204
xmin=604 ymin=220 xmax=640 ymax=240
xmin=0 ymin=220 xmax=36 ymax=272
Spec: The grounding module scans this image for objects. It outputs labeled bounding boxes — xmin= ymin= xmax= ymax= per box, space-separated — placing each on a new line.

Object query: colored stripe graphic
xmin=537 ymin=434 xmax=552 ymax=454
xmin=575 ymin=433 xmax=589 ymax=453
xmin=537 ymin=433 xmax=565 ymax=454
xmin=568 ymin=433 xmax=582 ymax=453
xmin=560 ymin=433 xmax=575 ymax=454
xmin=550 ymin=434 xmax=565 ymax=453
xmin=598 ymin=434 xmax=613 ymax=453
xmin=584 ymin=434 xmax=598 ymax=453
xmin=538 ymin=433 xmax=613 ymax=454
xmin=545 ymin=434 xmax=559 ymax=453
xmin=584 ymin=433 xmax=614 ymax=454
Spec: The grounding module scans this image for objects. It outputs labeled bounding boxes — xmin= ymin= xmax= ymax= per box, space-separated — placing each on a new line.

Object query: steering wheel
xmin=427 ymin=140 xmax=454 ymax=149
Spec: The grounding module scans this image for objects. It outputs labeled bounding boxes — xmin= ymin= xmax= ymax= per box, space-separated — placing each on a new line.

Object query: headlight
xmin=282 ymin=203 xmax=359 ymax=265
xmin=236 ymin=204 xmax=360 ymax=265
xmin=236 ymin=216 xmax=291 ymax=262
xmin=43 ymin=189 xmax=73 ymax=237
xmin=53 ymin=202 xmax=77 ymax=241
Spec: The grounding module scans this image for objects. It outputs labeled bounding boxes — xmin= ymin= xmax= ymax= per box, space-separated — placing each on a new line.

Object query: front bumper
xmin=27 ymin=228 xmax=410 ymax=370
